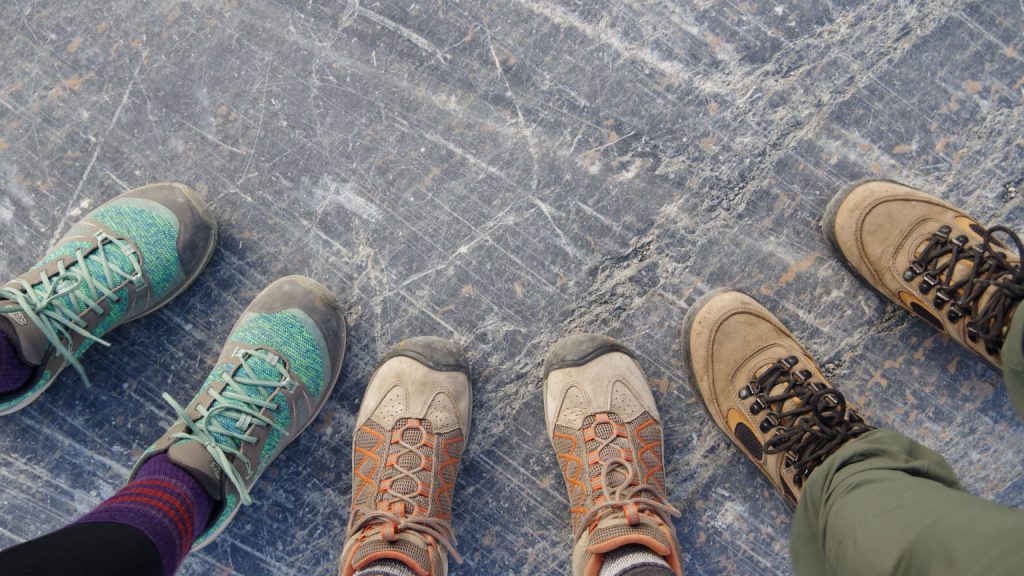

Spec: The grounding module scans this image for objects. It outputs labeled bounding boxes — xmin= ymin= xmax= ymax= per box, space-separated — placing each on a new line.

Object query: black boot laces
xmin=738 ymin=356 xmax=873 ymax=487
xmin=904 ymin=224 xmax=1024 ymax=355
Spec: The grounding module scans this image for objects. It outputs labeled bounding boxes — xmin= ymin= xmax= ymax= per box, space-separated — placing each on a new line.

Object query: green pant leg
xmin=1000 ymin=304 xmax=1024 ymax=418
xmin=790 ymin=429 xmax=1024 ymax=576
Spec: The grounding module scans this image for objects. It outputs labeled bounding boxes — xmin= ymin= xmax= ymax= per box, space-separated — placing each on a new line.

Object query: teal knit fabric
xmin=204 ymin=311 xmax=327 ymax=468
xmin=30 ymin=199 xmax=184 ymax=345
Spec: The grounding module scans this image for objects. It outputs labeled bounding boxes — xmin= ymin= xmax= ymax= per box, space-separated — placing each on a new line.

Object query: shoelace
xmin=575 ymin=420 xmax=681 ymax=542
xmin=904 ymin=224 xmax=1024 ymax=355
xmin=0 ymin=231 xmax=144 ymax=385
xmin=349 ymin=511 xmax=461 ymax=564
xmin=740 ymin=356 xmax=872 ymax=487
xmin=163 ymin=348 xmax=294 ymax=505
xmin=350 ymin=420 xmax=462 ymax=564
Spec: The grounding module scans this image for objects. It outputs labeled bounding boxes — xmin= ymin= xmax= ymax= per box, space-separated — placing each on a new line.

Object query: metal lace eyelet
xmin=934 ymin=289 xmax=951 ymax=309
xmin=936 ymin=225 xmax=952 ymax=239
xmin=760 ymin=413 xmax=779 ymax=432
xmin=966 ymin=325 xmax=979 ymax=342
xmin=793 ymin=369 xmax=812 ymax=383
xmin=920 ymin=273 xmax=939 ymax=294
xmin=904 ymin=262 xmax=924 ymax=281
xmin=950 ymin=234 xmax=969 ymax=248
xmin=947 ymin=305 xmax=964 ymax=323
xmin=750 ymin=398 xmax=766 ymax=415
xmin=781 ymin=356 xmax=799 ymax=369
xmin=738 ymin=383 xmax=757 ymax=400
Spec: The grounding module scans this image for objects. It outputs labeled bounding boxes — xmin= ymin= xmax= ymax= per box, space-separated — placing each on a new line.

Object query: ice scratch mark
xmin=586 ymin=131 xmax=636 ymax=154
xmin=487 ymin=34 xmax=525 ymax=126
xmin=103 ymin=170 xmax=130 ymax=191
xmin=49 ymin=64 xmax=139 ymax=247
xmin=236 ymin=61 xmax=270 ymax=186
xmin=354 ymin=5 xmax=448 ymax=64
xmin=420 ymin=131 xmax=510 ymax=182
xmin=956 ymin=12 xmax=1024 ymax=64
xmin=575 ymin=200 xmax=622 ymax=234
xmin=513 ymin=0 xmax=694 ymax=86
xmin=531 ymin=197 xmax=577 ymax=257
xmin=181 ymin=119 xmax=247 ymax=155
xmin=485 ymin=29 xmax=541 ymax=191
xmin=0 ymin=197 xmax=12 ymax=224
xmin=312 ymin=176 xmax=383 ymax=223
xmin=338 ymin=0 xmax=360 ymax=28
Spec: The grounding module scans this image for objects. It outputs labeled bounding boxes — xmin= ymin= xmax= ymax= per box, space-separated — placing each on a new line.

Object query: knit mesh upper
xmin=28 ymin=200 xmax=184 ymax=346
xmin=201 ymin=310 xmax=328 ymax=467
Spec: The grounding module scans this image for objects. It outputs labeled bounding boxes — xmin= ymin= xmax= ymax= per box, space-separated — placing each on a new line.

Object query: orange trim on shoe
xmin=659 ymin=523 xmax=684 ymax=576
xmin=554 ymin=430 xmax=589 ymax=521
xmin=584 ymin=531 xmax=680 ymax=576
xmin=587 ymin=532 xmax=671 ymax=557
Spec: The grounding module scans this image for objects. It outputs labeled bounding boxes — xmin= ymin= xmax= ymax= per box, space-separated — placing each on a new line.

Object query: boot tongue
xmin=0 ymin=308 xmax=47 ymax=366
xmin=348 ymin=418 xmax=441 ymax=576
xmin=754 ymin=362 xmax=806 ymax=420
xmin=350 ymin=528 xmax=434 ymax=576
xmin=586 ymin=514 xmax=673 ymax=557
xmin=167 ymin=440 xmax=225 ymax=501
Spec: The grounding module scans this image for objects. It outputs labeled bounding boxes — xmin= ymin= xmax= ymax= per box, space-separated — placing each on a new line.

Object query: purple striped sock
xmin=76 ymin=453 xmax=215 ymax=576
xmin=0 ymin=332 xmax=33 ymax=393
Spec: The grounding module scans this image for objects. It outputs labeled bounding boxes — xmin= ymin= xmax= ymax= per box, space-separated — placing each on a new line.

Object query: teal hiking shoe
xmin=131 ymin=276 xmax=348 ymax=549
xmin=0 ymin=183 xmax=218 ymax=415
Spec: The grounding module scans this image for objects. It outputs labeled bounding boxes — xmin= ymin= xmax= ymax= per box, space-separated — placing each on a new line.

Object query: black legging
xmin=0 ymin=522 xmax=162 ymax=576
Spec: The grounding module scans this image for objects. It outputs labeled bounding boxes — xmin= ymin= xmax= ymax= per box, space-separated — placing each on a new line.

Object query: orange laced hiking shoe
xmin=338 ymin=337 xmax=471 ymax=576
xmin=543 ymin=334 xmax=684 ymax=576
xmin=681 ymin=290 xmax=873 ymax=508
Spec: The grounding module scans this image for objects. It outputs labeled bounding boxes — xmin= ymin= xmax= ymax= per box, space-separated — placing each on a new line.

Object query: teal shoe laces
xmin=163 ymin=347 xmax=294 ymax=505
xmin=0 ymin=231 xmax=144 ymax=384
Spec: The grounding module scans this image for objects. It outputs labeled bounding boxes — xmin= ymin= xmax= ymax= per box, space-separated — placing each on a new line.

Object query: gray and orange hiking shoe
xmin=338 ymin=337 xmax=471 ymax=576
xmin=0 ymin=183 xmax=218 ymax=415
xmin=131 ymin=276 xmax=347 ymax=549
xmin=681 ymin=290 xmax=873 ymax=508
xmin=823 ymin=180 xmax=1024 ymax=368
xmin=543 ymin=334 xmax=684 ymax=576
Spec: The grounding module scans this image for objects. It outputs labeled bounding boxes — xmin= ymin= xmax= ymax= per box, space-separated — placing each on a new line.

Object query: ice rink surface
xmin=0 ymin=1 xmax=1022 ymax=574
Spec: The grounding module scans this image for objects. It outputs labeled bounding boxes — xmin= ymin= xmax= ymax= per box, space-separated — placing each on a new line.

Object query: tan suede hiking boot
xmin=544 ymin=334 xmax=684 ymax=576
xmin=824 ymin=179 xmax=1024 ymax=366
xmin=338 ymin=337 xmax=471 ymax=576
xmin=681 ymin=291 xmax=873 ymax=508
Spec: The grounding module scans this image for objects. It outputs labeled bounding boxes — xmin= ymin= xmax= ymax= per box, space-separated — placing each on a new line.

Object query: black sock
xmin=0 ymin=522 xmax=162 ymax=576
xmin=0 ymin=330 xmax=33 ymax=393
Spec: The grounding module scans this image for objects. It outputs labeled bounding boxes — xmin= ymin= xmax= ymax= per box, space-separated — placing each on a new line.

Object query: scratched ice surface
xmin=0 ymin=1 xmax=1022 ymax=575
